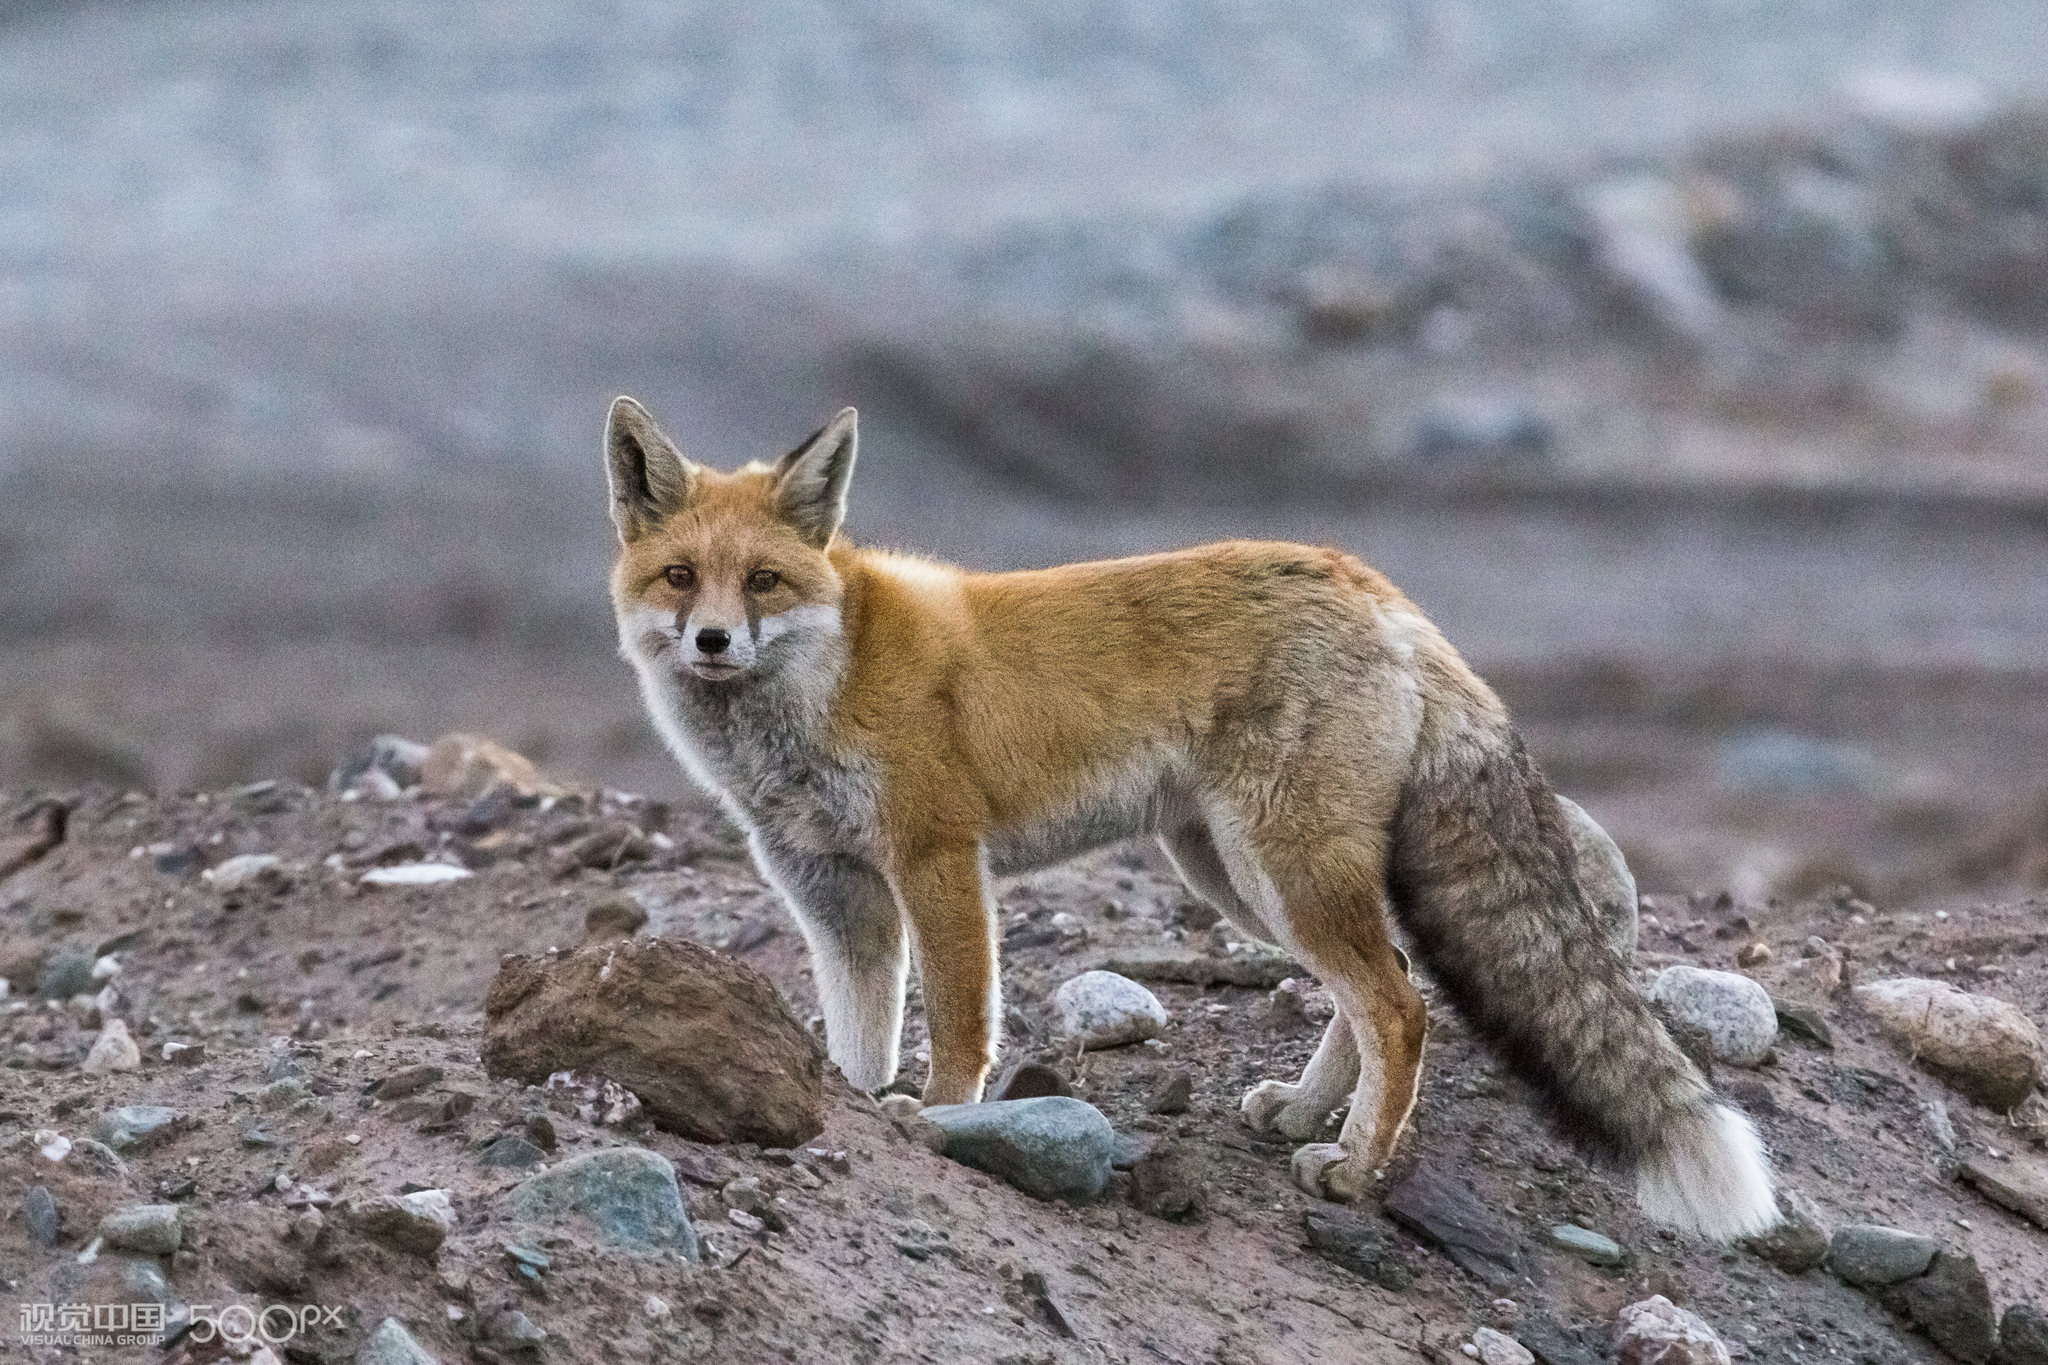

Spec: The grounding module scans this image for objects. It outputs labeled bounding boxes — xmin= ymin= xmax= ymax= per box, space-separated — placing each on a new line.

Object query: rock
xmin=1735 ymin=942 xmax=1771 ymax=967
xmin=69 ymin=1138 xmax=127 ymax=1176
xmin=1472 ymin=1327 xmax=1536 ymax=1365
xmin=350 ymin=1190 xmax=455 ymax=1256
xmin=1411 ymin=394 xmax=1554 ymax=464
xmin=507 ymin=1147 xmax=700 ymax=1259
xmin=162 ymin=1040 xmax=207 ymax=1066
xmin=1615 ymin=1295 xmax=1732 ymax=1365
xmin=374 ymin=1064 xmax=445 ymax=1100
xmin=919 ymin=1096 xmax=1115 ymax=1202
xmin=1742 ymin=1191 xmax=1829 ymax=1273
xmin=1882 ymin=1251 xmax=1998 ymax=1365
xmin=478 ymin=1134 xmax=548 ymax=1169
xmin=1828 ymin=1224 xmax=1937 ymax=1286
xmin=1129 ymin=1142 xmax=1208 ymax=1222
xmin=98 ymin=1203 xmax=182 ymax=1254
xmin=989 ymin=1059 xmax=1073 ymax=1102
xmin=1301 ymin=1207 xmax=1414 ymax=1290
xmin=1771 ymin=998 xmax=1833 ymax=1049
xmin=1959 ymin=1155 xmax=2048 ymax=1230
xmin=1091 ymin=944 xmax=1300 ymax=990
xmin=1517 ymin=1318 xmax=1601 ymax=1365
xmin=1549 ymin=1224 xmax=1623 ymax=1266
xmin=83 ymin=1018 xmax=142 ymax=1073
xmin=94 ymin=1104 xmax=182 ymax=1152
xmin=1580 ymin=175 xmax=1727 ymax=347
xmin=420 ymin=732 xmax=570 ymax=801
xmin=358 ymin=1317 xmax=441 ymax=1365
xmin=1383 ymin=1161 xmax=1525 ymax=1289
xmin=25 ymin=1185 xmax=59 ymax=1246
xmin=1648 ymin=967 xmax=1777 ymax=1067
xmin=0 ymin=800 xmax=66 ymax=880
xmin=37 ymin=948 xmax=95 ymax=1000
xmin=485 ymin=1308 xmax=546 ymax=1354
xmin=584 ymin=893 xmax=648 ymax=941
xmin=1146 ymin=1070 xmax=1194 ymax=1115
xmin=330 ymin=734 xmax=430 ymax=798
xmin=208 ymin=851 xmax=290 ymax=893
xmin=1558 ymin=796 xmax=1637 ymax=960
xmin=361 ymin=862 xmax=472 ymax=887
xmin=483 ymin=936 xmax=825 ymax=1147
xmin=1109 ymin=1131 xmax=1150 ymax=1171
xmin=1714 ymin=730 xmax=1877 ymax=796
xmin=1854 ymin=977 xmax=2044 ymax=1110
xmin=1053 ymin=971 xmax=1168 ymax=1048
xmin=2000 ymin=1306 xmax=2048 ymax=1365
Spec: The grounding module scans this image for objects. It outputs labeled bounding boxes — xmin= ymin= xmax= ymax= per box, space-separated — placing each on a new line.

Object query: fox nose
xmin=695 ymin=627 xmax=731 ymax=655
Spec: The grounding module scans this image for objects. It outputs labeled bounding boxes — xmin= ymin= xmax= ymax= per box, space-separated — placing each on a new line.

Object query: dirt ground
xmin=0 ymin=762 xmax=2042 ymax=1364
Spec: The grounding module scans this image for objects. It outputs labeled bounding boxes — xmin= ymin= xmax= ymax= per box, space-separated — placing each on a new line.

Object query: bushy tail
xmin=1386 ymin=718 xmax=1777 ymax=1241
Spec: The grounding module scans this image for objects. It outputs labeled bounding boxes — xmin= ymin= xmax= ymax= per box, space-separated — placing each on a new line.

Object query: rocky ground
xmin=0 ymin=738 xmax=2043 ymax=1365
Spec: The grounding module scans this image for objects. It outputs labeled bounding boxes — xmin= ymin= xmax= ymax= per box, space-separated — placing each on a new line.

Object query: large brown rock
xmin=482 ymin=937 xmax=825 ymax=1147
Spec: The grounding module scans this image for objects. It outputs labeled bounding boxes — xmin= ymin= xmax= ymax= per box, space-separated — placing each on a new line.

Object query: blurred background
xmin=4 ymin=0 xmax=2047 ymax=900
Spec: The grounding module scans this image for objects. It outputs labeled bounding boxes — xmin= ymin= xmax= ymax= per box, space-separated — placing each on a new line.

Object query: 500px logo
xmin=188 ymin=1303 xmax=346 ymax=1345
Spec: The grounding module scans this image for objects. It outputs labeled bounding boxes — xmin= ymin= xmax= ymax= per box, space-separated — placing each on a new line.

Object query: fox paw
xmin=1290 ymin=1143 xmax=1378 ymax=1202
xmin=1240 ymin=1080 xmax=1340 ymax=1140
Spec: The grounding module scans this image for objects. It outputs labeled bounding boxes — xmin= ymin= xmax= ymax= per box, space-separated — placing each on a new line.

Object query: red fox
xmin=602 ymin=396 xmax=1778 ymax=1240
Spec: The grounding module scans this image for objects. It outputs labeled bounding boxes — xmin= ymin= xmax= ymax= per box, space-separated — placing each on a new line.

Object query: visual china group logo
xmin=17 ymin=1301 xmax=345 ymax=1350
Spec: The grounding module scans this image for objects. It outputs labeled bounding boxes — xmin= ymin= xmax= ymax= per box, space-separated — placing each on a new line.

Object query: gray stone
xmin=358 ymin=1317 xmax=441 ymax=1365
xmin=1828 ymin=1223 xmax=1937 ymax=1286
xmin=485 ymin=1308 xmax=546 ymax=1354
xmin=1472 ymin=1328 xmax=1536 ymax=1365
xmin=83 ymin=1018 xmax=142 ymax=1073
xmin=1742 ymin=1190 xmax=1829 ymax=1273
xmin=68 ymin=1138 xmax=127 ymax=1177
xmin=989 ymin=1060 xmax=1073 ymax=1102
xmin=1649 ymin=966 xmax=1777 ymax=1067
xmin=1129 ymin=1141 xmax=1208 ymax=1222
xmin=1958 ymin=1154 xmax=2048 ymax=1230
xmin=1615 ymin=1295 xmax=1731 ymax=1365
xmin=1301 ymin=1207 xmax=1413 ymax=1290
xmin=1146 ymin=1070 xmax=1194 ymax=1115
xmin=1090 ymin=944 xmax=1299 ymax=990
xmin=2000 ymin=1305 xmax=2048 ymax=1365
xmin=350 ymin=1190 xmax=454 ymax=1257
xmin=920 ymin=1096 xmax=1115 ymax=1202
xmin=98 ymin=1204 xmax=182 ymax=1255
xmin=1052 ymin=970 xmax=1167 ymax=1049
xmin=507 ymin=1147 xmax=700 ymax=1259
xmin=1382 ymin=1161 xmax=1524 ymax=1289
xmin=37 ymin=949 xmax=95 ymax=1000
xmin=1548 ymin=1223 xmax=1623 ymax=1266
xmin=24 ymin=1185 xmax=59 ymax=1246
xmin=1557 ymin=795 xmax=1636 ymax=961
xmin=478 ymin=1133 xmax=547 ymax=1169
xmin=1882 ymin=1250 xmax=1997 ymax=1365
xmin=1772 ymin=998 xmax=1834 ymax=1049
xmin=1855 ymin=977 xmax=2044 ymax=1110
xmin=1714 ymin=729 xmax=1877 ymax=796
xmin=1411 ymin=394 xmax=1554 ymax=463
xmin=330 ymin=735 xmax=430 ymax=798
xmin=94 ymin=1104 xmax=182 ymax=1153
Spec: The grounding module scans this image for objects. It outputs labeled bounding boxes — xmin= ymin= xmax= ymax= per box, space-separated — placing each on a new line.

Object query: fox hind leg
xmin=1240 ymin=1005 xmax=1360 ymax=1140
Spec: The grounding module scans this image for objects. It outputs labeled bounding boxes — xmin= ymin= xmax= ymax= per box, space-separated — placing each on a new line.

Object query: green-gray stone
xmin=1828 ymin=1224 xmax=1937 ymax=1286
xmin=919 ymin=1096 xmax=1114 ymax=1202
xmin=1549 ymin=1223 xmax=1624 ymax=1266
xmin=507 ymin=1148 xmax=699 ymax=1260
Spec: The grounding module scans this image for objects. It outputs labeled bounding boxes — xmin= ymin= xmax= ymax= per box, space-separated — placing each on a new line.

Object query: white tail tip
xmin=1637 ymin=1103 xmax=1778 ymax=1241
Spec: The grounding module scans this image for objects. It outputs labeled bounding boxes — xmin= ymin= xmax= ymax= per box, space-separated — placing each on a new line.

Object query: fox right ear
xmin=605 ymin=397 xmax=696 ymax=543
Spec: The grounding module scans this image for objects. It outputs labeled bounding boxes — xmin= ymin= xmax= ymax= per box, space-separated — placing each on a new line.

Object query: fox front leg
xmin=751 ymin=841 xmax=909 ymax=1093
xmin=888 ymin=843 xmax=1000 ymax=1107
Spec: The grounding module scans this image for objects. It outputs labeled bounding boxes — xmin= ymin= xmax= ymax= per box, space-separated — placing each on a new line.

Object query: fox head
xmin=604 ymin=396 xmax=855 ymax=685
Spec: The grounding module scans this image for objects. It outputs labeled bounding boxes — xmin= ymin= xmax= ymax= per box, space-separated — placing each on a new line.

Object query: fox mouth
xmin=686 ymin=659 xmax=744 ymax=681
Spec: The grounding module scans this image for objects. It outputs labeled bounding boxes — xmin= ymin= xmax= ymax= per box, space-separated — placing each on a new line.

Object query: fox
xmin=601 ymin=395 xmax=1779 ymax=1241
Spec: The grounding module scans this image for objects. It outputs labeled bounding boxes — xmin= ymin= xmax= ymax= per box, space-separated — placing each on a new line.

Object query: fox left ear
xmin=605 ymin=396 xmax=697 ymax=544
xmin=775 ymin=407 xmax=857 ymax=548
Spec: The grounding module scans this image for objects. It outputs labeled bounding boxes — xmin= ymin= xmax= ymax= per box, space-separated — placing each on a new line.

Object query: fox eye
xmin=746 ymin=569 xmax=781 ymax=593
xmin=663 ymin=564 xmax=695 ymax=589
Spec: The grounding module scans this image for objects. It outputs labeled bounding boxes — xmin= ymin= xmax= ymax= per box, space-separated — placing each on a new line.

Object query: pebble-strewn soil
xmin=0 ymin=776 xmax=2043 ymax=1364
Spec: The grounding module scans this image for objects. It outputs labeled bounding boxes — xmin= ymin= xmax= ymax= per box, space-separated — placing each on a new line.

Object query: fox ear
xmin=605 ymin=397 xmax=696 ymax=543
xmin=775 ymin=406 xmax=857 ymax=548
